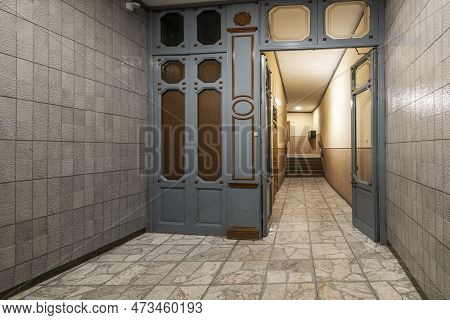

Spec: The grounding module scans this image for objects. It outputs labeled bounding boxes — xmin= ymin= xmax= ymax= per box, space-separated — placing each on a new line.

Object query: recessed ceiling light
xmin=295 ymin=106 xmax=302 ymax=111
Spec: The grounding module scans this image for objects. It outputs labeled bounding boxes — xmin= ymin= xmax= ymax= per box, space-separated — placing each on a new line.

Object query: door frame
xmin=260 ymin=54 xmax=273 ymax=237
xmin=260 ymin=46 xmax=387 ymax=244
xmin=351 ymin=49 xmax=379 ymax=242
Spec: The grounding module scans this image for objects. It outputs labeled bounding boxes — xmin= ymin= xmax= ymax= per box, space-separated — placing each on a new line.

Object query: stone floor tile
xmin=50 ymin=262 xmax=132 ymax=286
xmin=185 ymin=245 xmax=234 ymax=261
xmin=277 ymin=222 xmax=309 ymax=232
xmin=267 ymin=260 xmax=315 ymax=283
xmin=308 ymin=221 xmax=340 ymax=231
xmin=141 ymin=245 xmax=196 ymax=262
xmin=239 ymin=231 xmax=276 ymax=245
xmin=261 ymin=284 xmax=287 ymax=299
xmin=212 ymin=261 xmax=268 ymax=285
xmin=160 ymin=262 xmax=223 ymax=286
xmin=228 ymin=244 xmax=272 ymax=261
xmin=312 ymin=243 xmax=354 ymax=259
xmin=275 ymin=231 xmax=310 ymax=244
xmin=318 ymin=282 xmax=376 ymax=300
xmin=314 ymin=259 xmax=366 ymax=282
xmin=285 ymin=283 xmax=317 ymax=300
xmin=164 ymin=235 xmax=205 ymax=245
xmin=201 ymin=236 xmax=238 ymax=245
xmin=204 ymin=285 xmax=263 ymax=300
xmin=77 ymin=286 xmax=153 ymax=300
xmin=127 ymin=233 xmax=172 ymax=245
xmin=310 ymin=230 xmax=346 ymax=244
xmin=106 ymin=262 xmax=177 ymax=286
xmin=349 ymin=241 xmax=396 ymax=259
xmin=12 ymin=286 xmax=101 ymax=300
xmin=95 ymin=245 xmax=157 ymax=262
xmin=270 ymin=243 xmax=312 ymax=260
xmin=370 ymin=281 xmax=421 ymax=300
xmin=359 ymin=259 xmax=409 ymax=281
xmin=146 ymin=286 xmax=208 ymax=300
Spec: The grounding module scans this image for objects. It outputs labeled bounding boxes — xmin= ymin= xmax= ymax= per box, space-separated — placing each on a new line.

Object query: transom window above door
xmin=260 ymin=0 xmax=378 ymax=49
xmin=153 ymin=7 xmax=225 ymax=53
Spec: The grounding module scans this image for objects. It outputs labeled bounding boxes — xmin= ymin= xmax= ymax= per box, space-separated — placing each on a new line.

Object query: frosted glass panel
xmin=355 ymin=60 xmax=371 ymax=88
xmin=325 ymin=1 xmax=371 ymax=40
xmin=268 ymin=5 xmax=310 ymax=42
xmin=355 ymin=89 xmax=372 ymax=184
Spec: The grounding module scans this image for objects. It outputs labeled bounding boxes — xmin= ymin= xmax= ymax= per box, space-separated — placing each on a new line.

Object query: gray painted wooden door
xmin=152 ymin=54 xmax=227 ymax=235
xmin=351 ymin=50 xmax=379 ymax=242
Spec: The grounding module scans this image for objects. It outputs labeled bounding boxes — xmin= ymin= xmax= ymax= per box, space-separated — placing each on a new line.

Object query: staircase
xmin=286 ymin=155 xmax=324 ymax=177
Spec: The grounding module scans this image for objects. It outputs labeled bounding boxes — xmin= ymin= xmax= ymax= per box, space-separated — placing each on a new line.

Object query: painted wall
xmin=317 ymin=48 xmax=366 ymax=204
xmin=266 ymin=52 xmax=288 ymax=192
xmin=287 ymin=112 xmax=320 ymax=155
xmin=385 ymin=0 xmax=449 ymax=299
xmin=0 ymin=0 xmax=148 ymax=294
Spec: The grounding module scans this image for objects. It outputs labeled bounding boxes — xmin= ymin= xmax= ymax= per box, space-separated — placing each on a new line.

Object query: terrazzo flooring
xmin=12 ymin=178 xmax=421 ymax=300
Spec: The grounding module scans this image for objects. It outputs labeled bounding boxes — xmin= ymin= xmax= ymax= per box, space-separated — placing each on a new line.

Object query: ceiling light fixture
xmin=295 ymin=106 xmax=302 ymax=111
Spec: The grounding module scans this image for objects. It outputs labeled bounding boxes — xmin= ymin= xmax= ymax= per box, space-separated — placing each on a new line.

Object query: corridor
xmin=11 ymin=178 xmax=420 ymax=300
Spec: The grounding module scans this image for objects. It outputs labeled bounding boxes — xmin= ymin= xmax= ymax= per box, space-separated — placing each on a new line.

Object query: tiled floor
xmin=12 ymin=178 xmax=421 ymax=300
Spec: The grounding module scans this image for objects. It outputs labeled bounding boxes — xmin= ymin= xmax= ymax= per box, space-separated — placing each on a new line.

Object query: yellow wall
xmin=318 ymin=48 xmax=363 ymax=149
xmin=266 ymin=52 xmax=288 ymax=148
xmin=317 ymin=48 xmax=370 ymax=204
xmin=265 ymin=52 xmax=288 ymax=194
xmin=287 ymin=112 xmax=314 ymax=136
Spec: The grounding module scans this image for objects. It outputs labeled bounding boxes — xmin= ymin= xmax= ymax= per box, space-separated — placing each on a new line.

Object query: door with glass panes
xmin=152 ymin=54 xmax=227 ymax=235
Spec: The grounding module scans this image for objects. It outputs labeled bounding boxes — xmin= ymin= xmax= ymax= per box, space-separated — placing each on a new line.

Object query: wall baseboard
xmin=1 ymin=229 xmax=147 ymax=300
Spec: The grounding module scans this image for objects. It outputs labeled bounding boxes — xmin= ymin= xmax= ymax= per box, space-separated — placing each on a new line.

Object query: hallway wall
xmin=0 ymin=0 xmax=148 ymax=294
xmin=266 ymin=52 xmax=288 ymax=192
xmin=287 ymin=112 xmax=320 ymax=155
xmin=385 ymin=0 xmax=449 ymax=299
xmin=317 ymin=48 xmax=366 ymax=204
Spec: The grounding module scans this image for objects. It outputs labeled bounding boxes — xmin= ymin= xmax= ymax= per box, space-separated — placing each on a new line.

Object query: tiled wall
xmin=0 ymin=0 xmax=148 ymax=294
xmin=385 ymin=0 xmax=449 ymax=299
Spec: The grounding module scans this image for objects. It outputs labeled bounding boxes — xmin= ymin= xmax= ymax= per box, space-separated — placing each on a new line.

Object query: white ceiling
xmin=142 ymin=0 xmax=224 ymax=7
xmin=276 ymin=49 xmax=345 ymax=113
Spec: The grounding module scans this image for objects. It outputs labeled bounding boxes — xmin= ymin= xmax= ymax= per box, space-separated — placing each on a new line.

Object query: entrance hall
xmin=12 ymin=178 xmax=419 ymax=300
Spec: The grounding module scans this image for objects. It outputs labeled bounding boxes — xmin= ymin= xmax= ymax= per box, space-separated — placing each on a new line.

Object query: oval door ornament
xmin=233 ymin=12 xmax=252 ymax=26
xmin=232 ymin=100 xmax=254 ymax=117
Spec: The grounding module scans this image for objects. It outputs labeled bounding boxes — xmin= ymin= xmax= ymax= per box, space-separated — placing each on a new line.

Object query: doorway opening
xmin=261 ymin=46 xmax=381 ymax=242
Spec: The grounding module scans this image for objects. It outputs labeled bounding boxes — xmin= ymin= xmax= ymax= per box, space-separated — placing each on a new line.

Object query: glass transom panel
xmin=161 ymin=13 xmax=184 ymax=47
xmin=268 ymin=5 xmax=311 ymax=42
xmin=355 ymin=60 xmax=371 ymax=88
xmin=325 ymin=1 xmax=371 ymax=40
xmin=197 ymin=10 xmax=221 ymax=45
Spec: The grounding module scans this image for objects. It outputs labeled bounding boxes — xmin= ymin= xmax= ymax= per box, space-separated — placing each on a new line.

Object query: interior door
xmin=261 ymin=55 xmax=272 ymax=236
xmin=152 ymin=55 xmax=227 ymax=235
xmin=351 ymin=49 xmax=379 ymax=242
xmin=191 ymin=54 xmax=227 ymax=235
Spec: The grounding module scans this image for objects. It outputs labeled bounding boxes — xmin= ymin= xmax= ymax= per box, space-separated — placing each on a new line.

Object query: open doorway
xmin=261 ymin=46 xmax=380 ymax=242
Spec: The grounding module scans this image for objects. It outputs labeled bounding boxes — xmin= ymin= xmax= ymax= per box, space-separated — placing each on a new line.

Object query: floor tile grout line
xmin=315 ymin=177 xmax=379 ymax=300
xmin=260 ymin=178 xmax=289 ymax=300
xmin=300 ymin=179 xmax=320 ymax=300
xmin=200 ymin=235 xmax=240 ymax=300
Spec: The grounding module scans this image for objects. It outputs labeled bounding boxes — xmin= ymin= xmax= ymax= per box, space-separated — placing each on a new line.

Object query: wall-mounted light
xmin=126 ymin=1 xmax=141 ymax=12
